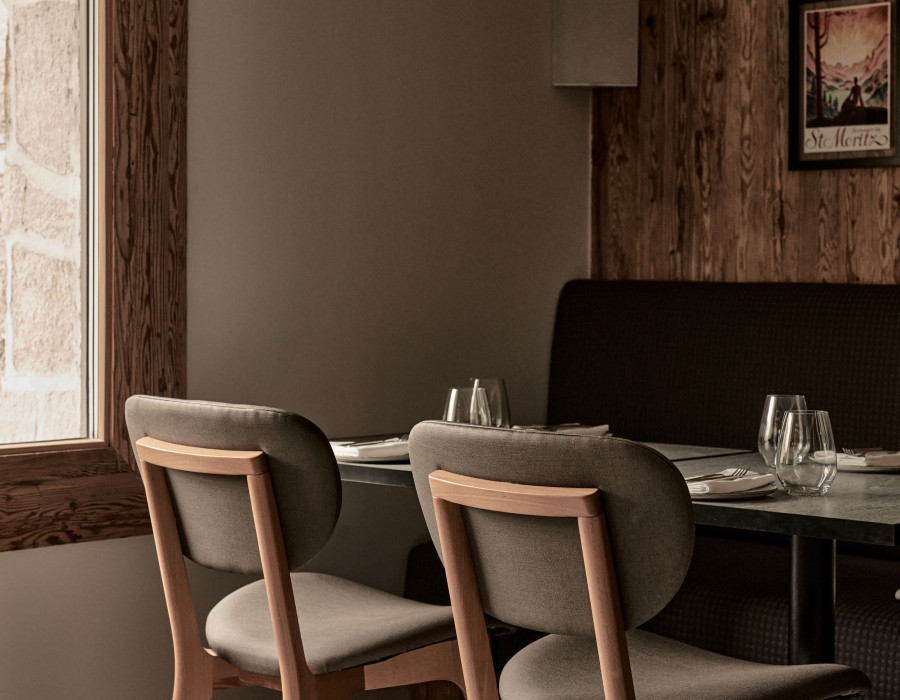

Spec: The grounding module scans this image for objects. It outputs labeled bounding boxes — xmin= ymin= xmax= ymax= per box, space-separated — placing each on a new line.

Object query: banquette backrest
xmin=547 ymin=280 xmax=900 ymax=451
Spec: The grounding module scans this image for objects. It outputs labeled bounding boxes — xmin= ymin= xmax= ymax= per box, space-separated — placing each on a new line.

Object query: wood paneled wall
xmin=593 ymin=0 xmax=900 ymax=283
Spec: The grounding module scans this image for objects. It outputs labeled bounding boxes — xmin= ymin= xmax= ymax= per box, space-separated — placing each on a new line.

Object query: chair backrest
xmin=125 ymin=395 xmax=341 ymax=575
xmin=409 ymin=421 xmax=694 ymax=635
xmin=548 ymin=279 xmax=900 ymax=448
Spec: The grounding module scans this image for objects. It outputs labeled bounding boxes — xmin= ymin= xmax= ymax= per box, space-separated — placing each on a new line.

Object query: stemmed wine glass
xmin=758 ymin=394 xmax=807 ymax=471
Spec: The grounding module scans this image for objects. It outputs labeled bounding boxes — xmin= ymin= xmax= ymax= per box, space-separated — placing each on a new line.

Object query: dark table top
xmin=680 ymin=452 xmax=900 ymax=546
xmin=336 ymin=442 xmax=900 ymax=547
xmin=335 ymin=442 xmax=747 ymax=488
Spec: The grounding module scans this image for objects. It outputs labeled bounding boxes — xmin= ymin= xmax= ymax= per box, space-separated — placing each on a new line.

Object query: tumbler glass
xmin=774 ymin=410 xmax=837 ymax=496
xmin=470 ymin=378 xmax=511 ymax=428
xmin=442 ymin=387 xmax=492 ymax=426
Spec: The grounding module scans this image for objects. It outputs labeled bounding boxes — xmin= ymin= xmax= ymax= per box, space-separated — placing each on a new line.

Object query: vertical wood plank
xmin=669 ymin=0 xmax=695 ymax=280
xmin=692 ymin=0 xmax=729 ymax=281
xmin=108 ymin=0 xmax=188 ymax=465
xmin=597 ymin=88 xmax=640 ymax=279
xmin=771 ymin=0 xmax=796 ymax=282
xmin=637 ymin=0 xmax=665 ymax=279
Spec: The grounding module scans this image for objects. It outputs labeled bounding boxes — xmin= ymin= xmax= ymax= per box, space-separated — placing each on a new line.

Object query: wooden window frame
xmin=0 ymin=0 xmax=187 ymax=551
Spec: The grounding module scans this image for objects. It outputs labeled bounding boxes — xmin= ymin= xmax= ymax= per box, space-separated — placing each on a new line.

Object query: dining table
xmin=334 ymin=438 xmax=900 ymax=667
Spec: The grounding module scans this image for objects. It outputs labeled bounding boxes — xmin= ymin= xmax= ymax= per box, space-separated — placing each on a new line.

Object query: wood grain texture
xmin=432 ymin=495 xmax=500 ymax=700
xmin=108 ymin=0 xmax=188 ymax=462
xmin=0 ymin=468 xmax=148 ymax=550
xmin=429 ymin=470 xmax=601 ymax=518
xmin=0 ymin=0 xmax=187 ymax=552
xmin=136 ymin=437 xmax=267 ymax=476
xmin=594 ymin=0 xmax=900 ymax=283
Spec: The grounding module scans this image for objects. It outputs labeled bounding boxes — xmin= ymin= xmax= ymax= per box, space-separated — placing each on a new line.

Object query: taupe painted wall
xmin=0 ymin=2 xmax=590 ymax=698
xmin=186 ymin=0 xmax=589 ymax=433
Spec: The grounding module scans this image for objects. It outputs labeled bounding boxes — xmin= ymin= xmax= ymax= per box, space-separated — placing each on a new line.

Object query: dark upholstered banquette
xmin=546 ymin=279 xmax=900 ymax=700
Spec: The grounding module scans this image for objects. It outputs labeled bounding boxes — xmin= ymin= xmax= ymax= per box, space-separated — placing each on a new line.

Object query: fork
xmin=685 ymin=466 xmax=750 ymax=482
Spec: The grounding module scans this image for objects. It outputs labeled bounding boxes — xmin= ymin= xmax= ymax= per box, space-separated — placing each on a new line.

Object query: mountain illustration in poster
xmin=804 ymin=2 xmax=890 ymax=143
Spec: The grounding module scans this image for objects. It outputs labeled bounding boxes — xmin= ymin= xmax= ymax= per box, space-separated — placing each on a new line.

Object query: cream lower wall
xmin=0 ymin=1 xmax=589 ymax=698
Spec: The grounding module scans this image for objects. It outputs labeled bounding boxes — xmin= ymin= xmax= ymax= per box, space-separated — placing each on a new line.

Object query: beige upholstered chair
xmin=409 ymin=420 xmax=870 ymax=700
xmin=125 ymin=396 xmax=464 ymax=700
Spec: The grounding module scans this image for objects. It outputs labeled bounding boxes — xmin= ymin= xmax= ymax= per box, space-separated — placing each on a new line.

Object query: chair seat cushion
xmin=498 ymin=629 xmax=870 ymax=699
xmin=206 ymin=572 xmax=456 ymax=676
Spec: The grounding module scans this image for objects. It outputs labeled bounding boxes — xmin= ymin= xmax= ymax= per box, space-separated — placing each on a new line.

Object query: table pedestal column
xmin=789 ymin=535 xmax=835 ymax=664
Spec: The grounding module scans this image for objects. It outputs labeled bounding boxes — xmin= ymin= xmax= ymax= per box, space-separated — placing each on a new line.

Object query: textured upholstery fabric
xmin=205 ymin=572 xmax=456 ymax=675
xmin=644 ymin=537 xmax=900 ymax=699
xmin=498 ymin=630 xmax=870 ymax=700
xmin=547 ymin=280 xmax=900 ymax=450
xmin=409 ymin=421 xmax=694 ymax=634
xmin=125 ymin=395 xmax=341 ymax=575
xmin=545 ymin=279 xmax=899 ymax=698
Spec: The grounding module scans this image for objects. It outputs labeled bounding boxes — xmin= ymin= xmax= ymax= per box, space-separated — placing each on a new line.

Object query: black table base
xmin=790 ymin=535 xmax=836 ymax=664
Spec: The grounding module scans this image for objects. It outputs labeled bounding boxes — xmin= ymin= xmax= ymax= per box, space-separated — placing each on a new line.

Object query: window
xmin=0 ymin=0 xmax=96 ymax=445
xmin=0 ymin=0 xmax=187 ymax=552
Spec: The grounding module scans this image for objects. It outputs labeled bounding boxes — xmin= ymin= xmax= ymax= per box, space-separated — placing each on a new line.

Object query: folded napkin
xmin=833 ymin=450 xmax=900 ymax=469
xmin=331 ymin=438 xmax=409 ymax=461
xmin=513 ymin=423 xmax=611 ymax=436
xmin=687 ymin=471 xmax=776 ymax=495
xmin=866 ymin=451 xmax=900 ymax=467
xmin=555 ymin=423 xmax=610 ymax=436
xmin=834 ymin=453 xmax=867 ymax=468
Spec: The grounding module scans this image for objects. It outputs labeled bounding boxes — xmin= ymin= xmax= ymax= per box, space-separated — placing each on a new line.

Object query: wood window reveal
xmin=0 ymin=0 xmax=187 ymax=552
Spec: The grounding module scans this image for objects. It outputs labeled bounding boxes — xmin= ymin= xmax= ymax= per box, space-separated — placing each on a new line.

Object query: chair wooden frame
xmin=136 ymin=436 xmax=465 ymax=700
xmin=428 ymin=468 xmax=636 ymax=700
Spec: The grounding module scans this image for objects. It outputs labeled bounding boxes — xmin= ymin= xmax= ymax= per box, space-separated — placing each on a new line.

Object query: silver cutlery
xmin=346 ymin=433 xmax=409 ymax=447
xmin=685 ymin=466 xmax=750 ymax=482
xmin=843 ymin=447 xmax=882 ymax=457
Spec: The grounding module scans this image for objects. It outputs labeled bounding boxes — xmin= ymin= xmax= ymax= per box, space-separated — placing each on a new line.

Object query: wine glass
xmin=758 ymin=394 xmax=807 ymax=471
xmin=470 ymin=378 xmax=511 ymax=428
xmin=442 ymin=387 xmax=492 ymax=426
xmin=775 ymin=410 xmax=837 ymax=496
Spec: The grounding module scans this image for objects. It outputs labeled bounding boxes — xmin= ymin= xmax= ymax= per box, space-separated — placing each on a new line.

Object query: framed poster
xmin=789 ymin=0 xmax=900 ymax=169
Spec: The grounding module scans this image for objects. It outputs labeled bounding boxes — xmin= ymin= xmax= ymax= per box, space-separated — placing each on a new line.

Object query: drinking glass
xmin=758 ymin=394 xmax=807 ymax=471
xmin=470 ymin=378 xmax=511 ymax=428
xmin=442 ymin=387 xmax=492 ymax=426
xmin=774 ymin=410 xmax=837 ymax=496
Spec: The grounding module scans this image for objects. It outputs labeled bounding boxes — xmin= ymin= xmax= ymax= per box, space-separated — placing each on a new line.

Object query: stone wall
xmin=0 ymin=0 xmax=85 ymax=443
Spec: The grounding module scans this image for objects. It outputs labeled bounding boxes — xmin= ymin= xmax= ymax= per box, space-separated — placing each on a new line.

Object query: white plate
xmin=690 ymin=484 xmax=778 ymax=501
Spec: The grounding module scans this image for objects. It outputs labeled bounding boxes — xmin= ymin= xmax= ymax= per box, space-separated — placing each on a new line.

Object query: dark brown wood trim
xmin=108 ymin=0 xmax=188 ymax=465
xmin=0 ymin=0 xmax=187 ymax=552
xmin=0 ymin=461 xmax=148 ymax=551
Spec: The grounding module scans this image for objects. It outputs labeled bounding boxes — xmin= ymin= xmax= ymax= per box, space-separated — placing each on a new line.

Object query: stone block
xmin=6 ymin=164 xmax=78 ymax=244
xmin=0 ymin=241 xmax=6 ymax=325
xmin=0 ymin=389 xmax=40 ymax=443
xmin=42 ymin=386 xmax=84 ymax=439
xmin=12 ymin=0 xmax=80 ymax=174
xmin=9 ymin=245 xmax=82 ymax=376
xmin=0 ymin=3 xmax=9 ymax=142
